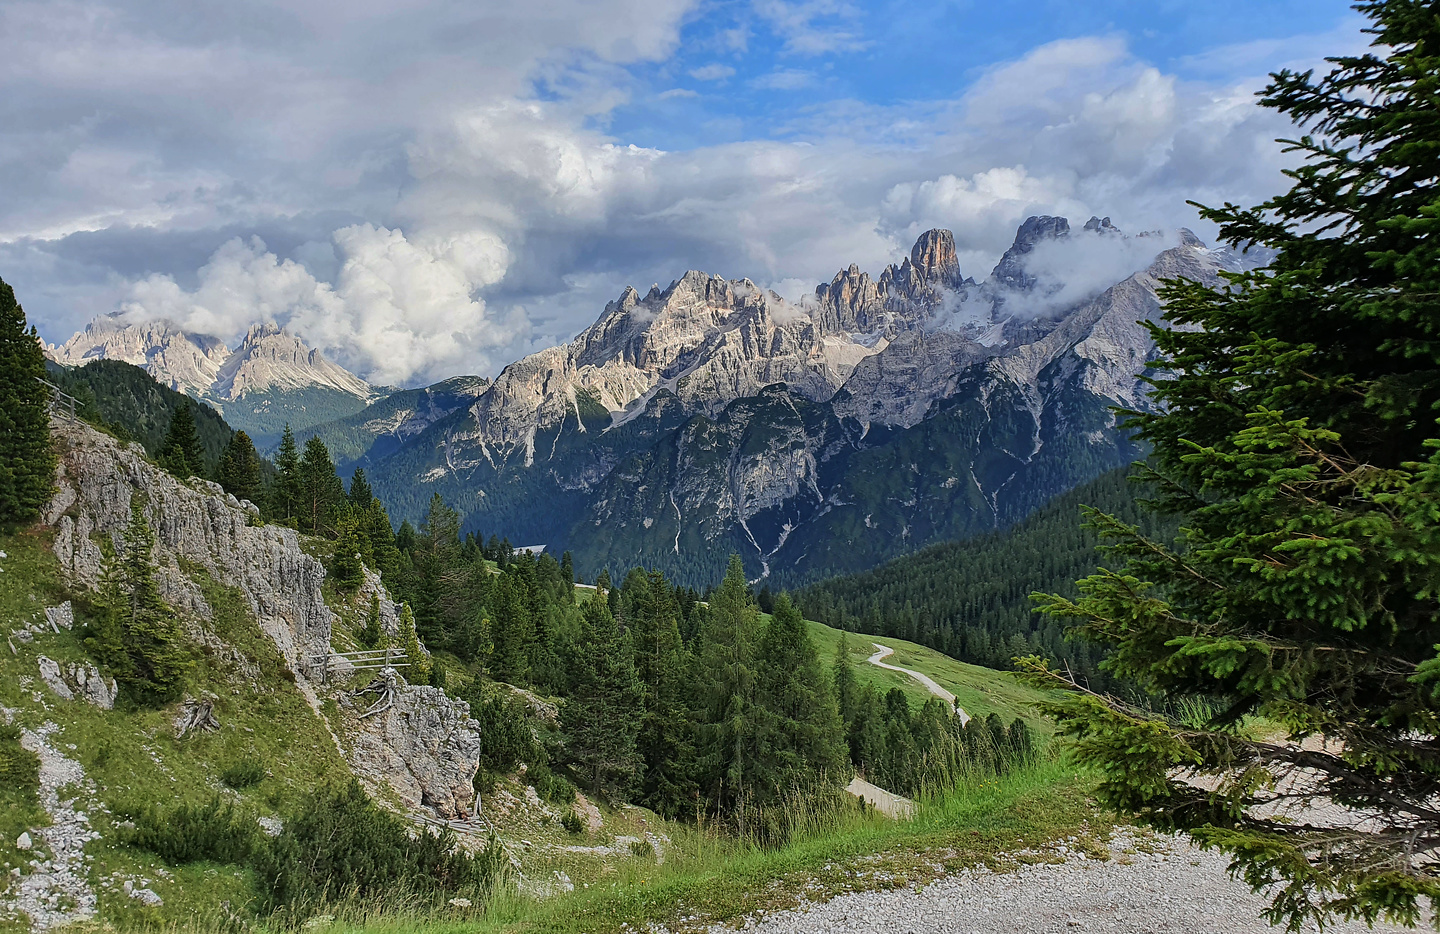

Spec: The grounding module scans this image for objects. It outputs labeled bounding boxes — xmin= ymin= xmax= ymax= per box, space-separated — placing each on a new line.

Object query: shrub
xmin=220 ymin=758 xmax=266 ymax=790
xmin=255 ymin=779 xmax=503 ymax=913
xmin=0 ymin=723 xmax=39 ymax=804
xmin=119 ymin=794 xmax=258 ymax=865
xmin=561 ymin=810 xmax=584 ymax=834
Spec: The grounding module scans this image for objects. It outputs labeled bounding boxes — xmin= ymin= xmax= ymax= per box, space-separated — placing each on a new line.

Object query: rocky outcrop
xmin=342 ymin=679 xmax=482 ymax=820
xmin=36 ymin=656 xmax=117 ymax=709
xmin=991 ymin=215 xmax=1071 ymax=291
xmin=44 ymin=419 xmax=334 ymax=670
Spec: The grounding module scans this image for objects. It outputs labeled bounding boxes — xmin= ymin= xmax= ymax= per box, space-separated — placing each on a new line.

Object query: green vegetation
xmin=47 ymin=358 xmax=234 ymax=475
xmin=85 ymin=498 xmax=193 ymax=706
xmin=158 ymin=401 xmax=207 ymax=479
xmin=800 ymin=467 xmax=1174 ymax=693
xmin=0 ymin=275 xmax=56 ymax=527
xmin=1030 ymin=3 xmax=1440 ymax=929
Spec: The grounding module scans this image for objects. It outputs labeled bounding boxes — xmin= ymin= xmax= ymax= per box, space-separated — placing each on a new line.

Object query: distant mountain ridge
xmin=359 ymin=216 xmax=1234 ymax=586
xmin=49 ymin=318 xmax=379 ymax=445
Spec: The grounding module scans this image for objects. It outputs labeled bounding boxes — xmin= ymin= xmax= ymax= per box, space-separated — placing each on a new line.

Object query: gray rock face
xmin=41 ymin=419 xmax=485 ymax=823
xmin=212 ymin=323 xmax=371 ymax=401
xmin=991 ymin=215 xmax=1071 ymax=291
xmin=44 ymin=419 xmax=335 ymax=670
xmin=343 ymin=681 xmax=482 ymax=820
xmin=35 ymin=657 xmax=116 ymax=709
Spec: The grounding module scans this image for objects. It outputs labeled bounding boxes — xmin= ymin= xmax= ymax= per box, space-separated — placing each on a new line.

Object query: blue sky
xmin=2 ymin=0 xmax=1365 ymax=385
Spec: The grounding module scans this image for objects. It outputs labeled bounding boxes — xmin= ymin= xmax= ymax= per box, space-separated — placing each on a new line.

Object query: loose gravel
xmin=709 ymin=829 xmax=1410 ymax=934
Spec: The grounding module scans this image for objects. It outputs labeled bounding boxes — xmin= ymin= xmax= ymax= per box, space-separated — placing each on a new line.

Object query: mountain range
xmin=48 ymin=319 xmax=379 ymax=445
xmin=49 ymin=215 xmax=1243 ymax=587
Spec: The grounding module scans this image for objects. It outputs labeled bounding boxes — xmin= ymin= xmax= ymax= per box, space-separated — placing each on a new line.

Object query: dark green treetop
xmin=0 ymin=277 xmax=55 ymax=524
xmin=217 ymin=431 xmax=263 ymax=505
xmin=159 ymin=402 xmax=207 ymax=479
xmin=1030 ymin=3 xmax=1440 ymax=928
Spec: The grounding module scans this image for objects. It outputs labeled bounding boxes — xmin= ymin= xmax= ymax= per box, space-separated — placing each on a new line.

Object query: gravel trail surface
xmin=711 ymin=830 xmax=1408 ymax=934
xmin=866 ymin=644 xmax=969 ymax=724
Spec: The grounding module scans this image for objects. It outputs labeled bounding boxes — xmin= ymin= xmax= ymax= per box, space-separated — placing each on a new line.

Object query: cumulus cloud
xmin=4 ymin=0 xmax=1352 ymax=388
xmin=118 ymin=229 xmax=528 ymax=386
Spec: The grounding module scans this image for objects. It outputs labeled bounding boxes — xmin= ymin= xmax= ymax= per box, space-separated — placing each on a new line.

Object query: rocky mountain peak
xmin=1083 ymin=215 xmax=1120 ymax=235
xmin=909 ymin=228 xmax=964 ymax=290
xmin=992 ymin=215 xmax=1072 ymax=291
xmin=211 ymin=323 xmax=371 ymax=401
xmin=49 ymin=315 xmax=232 ymax=397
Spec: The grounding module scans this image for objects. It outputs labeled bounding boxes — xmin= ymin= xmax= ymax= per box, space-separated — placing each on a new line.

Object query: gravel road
xmin=710 ymin=829 xmax=1410 ymax=934
xmin=866 ymin=644 xmax=970 ymax=724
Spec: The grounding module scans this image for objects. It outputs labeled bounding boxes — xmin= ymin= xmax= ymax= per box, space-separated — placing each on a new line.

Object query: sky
xmin=2 ymin=0 xmax=1367 ymax=387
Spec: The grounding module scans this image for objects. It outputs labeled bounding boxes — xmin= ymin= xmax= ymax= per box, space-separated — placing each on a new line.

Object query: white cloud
xmin=749 ymin=68 xmax=816 ymax=91
xmin=751 ymin=0 xmax=866 ymax=55
xmin=689 ymin=63 xmax=735 ymax=81
xmin=658 ymin=88 xmax=700 ymax=99
xmin=117 ymin=229 xmax=528 ymax=386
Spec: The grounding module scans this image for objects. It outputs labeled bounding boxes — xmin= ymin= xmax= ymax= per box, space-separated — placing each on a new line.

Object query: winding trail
xmin=867 ymin=643 xmax=970 ymax=724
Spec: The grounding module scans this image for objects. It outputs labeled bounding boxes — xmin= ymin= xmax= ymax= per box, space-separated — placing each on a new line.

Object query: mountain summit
xmin=50 ymin=318 xmax=375 ymax=444
xmin=356 ymin=218 xmax=1227 ymax=586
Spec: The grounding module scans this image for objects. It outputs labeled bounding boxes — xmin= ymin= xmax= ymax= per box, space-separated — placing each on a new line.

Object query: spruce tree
xmin=297 ymin=435 xmax=344 ymax=536
xmin=348 ymin=467 xmax=374 ymax=507
xmin=1030 ymin=4 xmax=1440 ymax=927
xmin=330 ymin=507 xmax=368 ymax=590
xmin=159 ymin=401 xmax=206 ymax=478
xmin=94 ymin=499 xmax=191 ymax=705
xmin=622 ymin=568 xmax=696 ymax=816
xmin=692 ymin=555 xmax=761 ymax=821
xmin=269 ymin=424 xmax=302 ymax=525
xmin=364 ymin=498 xmax=401 ymax=580
xmin=396 ymin=603 xmax=431 ymax=683
xmin=0 ymin=276 xmax=55 ymax=525
xmin=217 ymin=431 xmax=262 ymax=504
xmin=562 ymin=587 xmax=643 ymax=801
xmin=833 ymin=634 xmax=857 ymax=725
xmin=752 ymin=595 xmax=848 ymax=803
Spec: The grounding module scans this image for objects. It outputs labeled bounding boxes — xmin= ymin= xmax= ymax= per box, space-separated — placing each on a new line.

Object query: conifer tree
xmin=159 ymin=401 xmax=206 ymax=478
xmin=752 ymin=595 xmax=848 ymax=803
xmin=833 ymin=634 xmax=857 ymax=725
xmin=269 ymin=424 xmax=302 ymax=525
xmin=692 ymin=555 xmax=761 ymax=821
xmin=297 ymin=435 xmax=344 ymax=536
xmin=91 ymin=499 xmax=191 ymax=705
xmin=1030 ymin=4 xmax=1440 ymax=926
xmin=622 ymin=568 xmax=696 ymax=816
xmin=348 ymin=467 xmax=374 ymax=507
xmin=330 ymin=507 xmax=368 ymax=590
xmin=357 ymin=594 xmax=383 ymax=650
xmin=0 ymin=276 xmax=54 ymax=525
xmin=217 ymin=431 xmax=262 ymax=504
xmin=364 ymin=498 xmax=401 ymax=580
xmin=396 ymin=603 xmax=430 ymax=683
xmin=562 ymin=587 xmax=643 ymax=801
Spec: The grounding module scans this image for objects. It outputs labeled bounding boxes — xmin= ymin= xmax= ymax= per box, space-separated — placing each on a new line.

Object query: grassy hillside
xmin=806 ymin=620 xmax=1053 ymax=728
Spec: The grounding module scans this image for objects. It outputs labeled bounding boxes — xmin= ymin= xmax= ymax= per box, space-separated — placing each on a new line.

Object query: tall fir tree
xmin=1029 ymin=3 xmax=1440 ymax=927
xmin=621 ymin=568 xmax=697 ymax=817
xmin=297 ymin=435 xmax=345 ymax=536
xmin=91 ymin=499 xmax=191 ymax=705
xmin=159 ymin=401 xmax=206 ymax=479
xmin=691 ymin=555 xmax=761 ymax=822
xmin=0 ymin=276 xmax=55 ymax=525
xmin=269 ymin=424 xmax=302 ymax=525
xmin=562 ymin=586 xmax=644 ymax=801
xmin=217 ymin=430 xmax=262 ymax=504
xmin=751 ymin=595 xmax=848 ymax=803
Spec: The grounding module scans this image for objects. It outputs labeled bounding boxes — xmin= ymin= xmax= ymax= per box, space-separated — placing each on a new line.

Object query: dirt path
xmin=867 ymin=644 xmax=970 ymax=724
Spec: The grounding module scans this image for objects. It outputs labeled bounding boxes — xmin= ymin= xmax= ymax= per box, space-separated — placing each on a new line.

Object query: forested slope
xmin=798 ymin=467 xmax=1177 ymax=692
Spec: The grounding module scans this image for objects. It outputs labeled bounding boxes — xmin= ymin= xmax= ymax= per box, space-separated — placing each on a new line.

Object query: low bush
xmin=561 ymin=809 xmax=585 ymax=834
xmin=0 ymin=723 xmax=39 ymax=804
xmin=220 ymin=758 xmax=267 ymax=790
xmin=119 ymin=794 xmax=258 ymax=865
xmin=255 ymin=779 xmax=504 ymax=913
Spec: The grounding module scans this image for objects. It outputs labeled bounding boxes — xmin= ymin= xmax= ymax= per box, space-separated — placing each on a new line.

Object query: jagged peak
xmin=909 ymin=228 xmax=964 ymax=290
